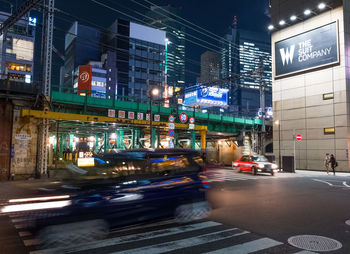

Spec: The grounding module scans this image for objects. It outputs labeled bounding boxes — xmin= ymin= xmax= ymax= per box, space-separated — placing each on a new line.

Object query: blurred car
xmin=232 ymin=154 xmax=277 ymax=176
xmin=1 ymin=149 xmax=209 ymax=247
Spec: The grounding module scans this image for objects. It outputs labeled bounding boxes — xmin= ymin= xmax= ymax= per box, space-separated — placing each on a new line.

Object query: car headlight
xmin=258 ymin=164 xmax=265 ymax=169
xmin=272 ymin=164 xmax=278 ymax=169
xmin=233 ymin=162 xmax=239 ymax=167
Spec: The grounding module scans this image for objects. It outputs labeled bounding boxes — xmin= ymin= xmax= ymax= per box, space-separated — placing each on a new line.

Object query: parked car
xmin=232 ymin=154 xmax=277 ymax=176
xmin=1 ymin=149 xmax=210 ymax=247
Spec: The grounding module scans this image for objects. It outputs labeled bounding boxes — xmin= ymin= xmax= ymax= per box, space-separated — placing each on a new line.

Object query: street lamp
xmin=149 ymin=87 xmax=159 ymax=148
xmin=275 ymin=120 xmax=281 ymax=171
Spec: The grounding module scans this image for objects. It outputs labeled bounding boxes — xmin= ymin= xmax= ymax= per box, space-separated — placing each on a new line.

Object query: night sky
xmin=3 ymin=0 xmax=271 ymax=84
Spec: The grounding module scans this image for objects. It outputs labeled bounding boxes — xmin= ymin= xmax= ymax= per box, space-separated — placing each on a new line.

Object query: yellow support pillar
xmin=200 ymin=130 xmax=207 ymax=150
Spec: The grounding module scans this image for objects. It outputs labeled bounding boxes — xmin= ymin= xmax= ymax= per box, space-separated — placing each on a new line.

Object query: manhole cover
xmin=288 ymin=235 xmax=342 ymax=252
xmin=346 ymin=220 xmax=350 ymax=226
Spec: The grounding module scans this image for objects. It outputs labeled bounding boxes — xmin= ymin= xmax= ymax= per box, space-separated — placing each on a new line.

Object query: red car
xmin=232 ymin=155 xmax=277 ymax=176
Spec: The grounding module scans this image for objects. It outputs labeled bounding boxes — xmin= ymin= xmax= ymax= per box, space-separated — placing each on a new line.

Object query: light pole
xmin=149 ymin=87 xmax=159 ymax=148
xmin=275 ymin=120 xmax=281 ymax=171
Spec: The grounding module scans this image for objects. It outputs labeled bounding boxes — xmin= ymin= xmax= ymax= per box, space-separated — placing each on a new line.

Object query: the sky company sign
xmin=275 ymin=22 xmax=339 ymax=77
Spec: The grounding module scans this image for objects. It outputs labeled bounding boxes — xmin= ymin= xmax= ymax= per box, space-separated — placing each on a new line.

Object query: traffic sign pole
xmin=293 ymin=129 xmax=296 ymax=173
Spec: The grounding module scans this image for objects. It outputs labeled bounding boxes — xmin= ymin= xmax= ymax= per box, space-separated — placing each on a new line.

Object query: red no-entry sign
xmin=296 ymin=134 xmax=302 ymax=141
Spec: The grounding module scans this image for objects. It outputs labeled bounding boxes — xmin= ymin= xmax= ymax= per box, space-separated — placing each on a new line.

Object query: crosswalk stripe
xmin=205 ymin=237 xmax=283 ymax=254
xmin=109 ymin=219 xmax=176 ymax=234
xmin=30 ymin=221 xmax=222 ymax=254
xmin=11 ymin=218 xmax=27 ymax=223
xmin=14 ymin=223 xmax=27 ymax=229
xmin=110 ymin=229 xmax=249 ymax=254
xmin=293 ymin=251 xmax=318 ymax=254
xmin=23 ymin=239 xmax=39 ymax=247
xmin=18 ymin=231 xmax=32 ymax=237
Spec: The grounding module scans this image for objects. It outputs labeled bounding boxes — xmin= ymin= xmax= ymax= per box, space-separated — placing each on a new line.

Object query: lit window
xmin=323 ymin=93 xmax=334 ymax=100
xmin=324 ymin=128 xmax=335 ymax=135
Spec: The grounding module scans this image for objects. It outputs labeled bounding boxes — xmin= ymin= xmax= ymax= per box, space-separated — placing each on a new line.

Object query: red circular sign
xmin=79 ymin=72 xmax=90 ymax=82
xmin=296 ymin=134 xmax=302 ymax=141
xmin=168 ymin=115 xmax=175 ymax=123
xmin=179 ymin=112 xmax=188 ymax=123
xmin=189 ymin=117 xmax=195 ymax=124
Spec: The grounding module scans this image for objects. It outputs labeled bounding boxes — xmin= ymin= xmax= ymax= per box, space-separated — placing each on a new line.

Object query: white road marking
xmin=343 ymin=181 xmax=350 ymax=188
xmin=30 ymin=221 xmax=222 ymax=254
xmin=110 ymin=219 xmax=176 ymax=234
xmin=14 ymin=224 xmax=27 ymax=229
xmin=11 ymin=218 xmax=27 ymax=223
xmin=312 ymin=179 xmax=333 ymax=186
xmin=18 ymin=231 xmax=32 ymax=237
xmin=110 ymin=229 xmax=249 ymax=254
xmin=205 ymin=237 xmax=283 ymax=254
xmin=23 ymin=238 xmax=39 ymax=247
xmin=293 ymin=251 xmax=318 ymax=254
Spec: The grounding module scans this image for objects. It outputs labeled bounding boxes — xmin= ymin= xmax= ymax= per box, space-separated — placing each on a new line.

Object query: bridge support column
xmin=151 ymin=128 xmax=156 ymax=148
xmin=191 ymin=131 xmax=196 ymax=150
xmin=135 ymin=129 xmax=141 ymax=148
xmin=157 ymin=130 xmax=160 ymax=148
xmin=95 ymin=134 xmax=99 ymax=153
xmin=174 ymin=131 xmax=178 ymax=148
xmin=200 ymin=130 xmax=207 ymax=150
xmin=69 ymin=133 xmax=74 ymax=152
xmin=120 ymin=130 xmax=124 ymax=149
xmin=59 ymin=134 xmax=64 ymax=158
xmin=132 ymin=128 xmax=136 ymax=149
xmin=104 ymin=132 xmax=109 ymax=152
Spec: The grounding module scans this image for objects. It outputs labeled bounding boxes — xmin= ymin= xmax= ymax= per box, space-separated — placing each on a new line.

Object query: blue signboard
xmin=184 ymin=86 xmax=228 ymax=107
xmin=275 ymin=22 xmax=339 ymax=77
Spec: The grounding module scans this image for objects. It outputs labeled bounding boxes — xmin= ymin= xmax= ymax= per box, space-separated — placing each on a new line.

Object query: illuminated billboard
xmin=184 ymin=86 xmax=228 ymax=107
xmin=275 ymin=22 xmax=339 ymax=78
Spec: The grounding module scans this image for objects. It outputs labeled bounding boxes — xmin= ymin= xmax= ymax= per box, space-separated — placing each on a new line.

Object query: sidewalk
xmin=295 ymin=169 xmax=350 ymax=177
xmin=213 ymin=166 xmax=350 ymax=177
xmin=0 ymin=178 xmax=60 ymax=203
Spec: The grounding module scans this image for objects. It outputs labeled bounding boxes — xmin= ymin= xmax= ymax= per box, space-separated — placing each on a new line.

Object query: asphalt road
xmin=1 ymin=169 xmax=350 ymax=253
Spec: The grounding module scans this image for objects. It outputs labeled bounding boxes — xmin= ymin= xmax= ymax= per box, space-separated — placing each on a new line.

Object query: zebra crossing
xmin=8 ymin=215 xmax=316 ymax=254
xmin=203 ymin=169 xmax=314 ymax=183
xmin=203 ymin=169 xmax=272 ymax=183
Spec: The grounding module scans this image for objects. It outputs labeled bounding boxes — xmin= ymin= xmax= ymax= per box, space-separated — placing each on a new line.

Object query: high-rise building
xmin=270 ymin=0 xmax=348 ymax=171
xmin=63 ymin=19 xmax=166 ymax=100
xmin=106 ymin=19 xmax=166 ymax=99
xmin=63 ymin=21 xmax=102 ymax=91
xmin=200 ymin=51 xmax=221 ymax=84
xmin=221 ymin=17 xmax=272 ymax=116
xmin=145 ymin=5 xmax=186 ymax=89
xmin=0 ymin=11 xmax=36 ymax=84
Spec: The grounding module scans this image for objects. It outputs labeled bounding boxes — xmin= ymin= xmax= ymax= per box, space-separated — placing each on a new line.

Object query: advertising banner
xmin=78 ymin=65 xmax=92 ymax=95
xmin=184 ymin=86 xmax=228 ymax=107
xmin=275 ymin=22 xmax=339 ymax=77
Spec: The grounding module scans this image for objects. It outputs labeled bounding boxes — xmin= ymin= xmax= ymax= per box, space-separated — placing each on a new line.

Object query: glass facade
xmin=128 ymin=37 xmax=165 ymax=99
xmin=221 ymin=23 xmax=272 ymax=116
xmin=145 ymin=6 xmax=186 ymax=89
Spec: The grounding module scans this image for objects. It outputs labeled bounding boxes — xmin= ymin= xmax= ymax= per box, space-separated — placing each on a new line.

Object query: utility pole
xmin=38 ymin=0 xmax=55 ymax=177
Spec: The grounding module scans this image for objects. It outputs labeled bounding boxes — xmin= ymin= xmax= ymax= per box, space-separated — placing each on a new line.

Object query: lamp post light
xmin=275 ymin=120 xmax=281 ymax=171
xmin=149 ymin=87 xmax=159 ymax=148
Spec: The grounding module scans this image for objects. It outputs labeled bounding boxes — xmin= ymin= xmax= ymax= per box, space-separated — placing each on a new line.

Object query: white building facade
xmin=271 ymin=0 xmax=350 ymax=171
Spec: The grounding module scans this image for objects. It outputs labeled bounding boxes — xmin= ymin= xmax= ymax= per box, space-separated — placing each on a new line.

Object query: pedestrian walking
xmin=324 ymin=153 xmax=330 ymax=174
xmin=329 ymin=154 xmax=337 ymax=175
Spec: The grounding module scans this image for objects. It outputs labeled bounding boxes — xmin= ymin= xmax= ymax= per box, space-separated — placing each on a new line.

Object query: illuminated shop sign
xmin=275 ymin=22 xmax=339 ymax=78
xmin=184 ymin=86 xmax=228 ymax=107
xmin=29 ymin=17 xmax=37 ymax=26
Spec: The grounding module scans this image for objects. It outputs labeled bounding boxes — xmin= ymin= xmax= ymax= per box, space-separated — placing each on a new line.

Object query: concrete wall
xmin=272 ymin=6 xmax=350 ymax=171
xmin=10 ymin=103 xmax=38 ymax=179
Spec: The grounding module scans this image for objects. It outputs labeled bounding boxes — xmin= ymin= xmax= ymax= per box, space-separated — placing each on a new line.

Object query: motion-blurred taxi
xmin=232 ymin=154 xmax=277 ymax=176
xmin=0 ymin=149 xmax=210 ymax=248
